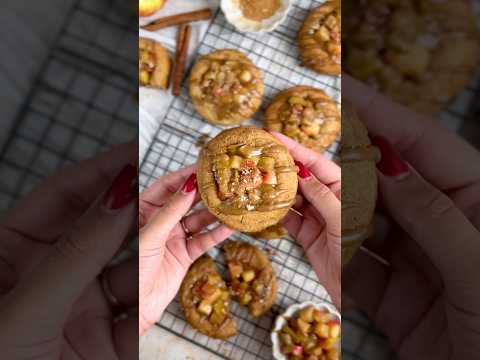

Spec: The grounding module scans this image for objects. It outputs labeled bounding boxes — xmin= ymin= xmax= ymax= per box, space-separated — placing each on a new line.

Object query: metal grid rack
xmin=139 ymin=1 xmax=342 ymax=359
xmin=0 ymin=0 xmax=138 ymax=213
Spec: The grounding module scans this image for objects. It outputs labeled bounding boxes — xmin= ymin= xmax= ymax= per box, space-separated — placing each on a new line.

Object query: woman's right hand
xmin=269 ymin=131 xmax=341 ymax=310
xmin=343 ymin=75 xmax=480 ymax=359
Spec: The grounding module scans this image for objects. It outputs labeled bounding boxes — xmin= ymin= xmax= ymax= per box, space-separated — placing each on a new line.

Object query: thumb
xmin=140 ymin=173 xmax=197 ymax=249
xmin=373 ymin=136 xmax=480 ymax=296
xmin=1 ymin=164 xmax=137 ymax=335
xmin=295 ymin=161 xmax=341 ymax=238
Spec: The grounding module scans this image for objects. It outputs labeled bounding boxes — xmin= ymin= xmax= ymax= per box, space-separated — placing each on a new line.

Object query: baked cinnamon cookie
xmin=179 ymin=255 xmax=237 ymax=339
xmin=344 ymin=0 xmax=480 ymax=114
xmin=298 ymin=1 xmax=341 ymax=75
xmin=224 ymin=241 xmax=277 ymax=317
xmin=139 ymin=38 xmax=171 ymax=89
xmin=189 ymin=49 xmax=264 ymax=125
xmin=341 ymin=102 xmax=380 ymax=266
xmin=197 ymin=127 xmax=298 ymax=233
xmin=264 ymin=86 xmax=340 ymax=152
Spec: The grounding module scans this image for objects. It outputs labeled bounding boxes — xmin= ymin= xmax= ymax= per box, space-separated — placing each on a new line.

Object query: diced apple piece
xmin=239 ymin=70 xmax=252 ymax=83
xmin=313 ymin=309 xmax=332 ymax=323
xmin=319 ymin=337 xmax=337 ymax=350
xmin=198 ymin=300 xmax=212 ymax=316
xmin=292 ymin=345 xmax=303 ymax=356
xmin=262 ymin=171 xmax=277 ymax=185
xmin=326 ymin=348 xmax=339 ymax=360
xmin=314 ymin=323 xmax=330 ymax=338
xmin=311 ymin=346 xmax=324 ymax=356
xmin=228 ymin=260 xmax=243 ymax=279
xmin=257 ymin=156 xmax=275 ymax=172
xmin=230 ymin=155 xmax=243 ymax=169
xmin=299 ymin=306 xmax=315 ymax=323
xmin=204 ymin=288 xmax=222 ymax=304
xmin=297 ymin=318 xmax=311 ymax=334
xmin=328 ymin=320 xmax=341 ymax=338
xmin=280 ymin=332 xmax=293 ymax=346
xmin=207 ymin=273 xmax=222 ymax=284
xmin=240 ymin=291 xmax=252 ymax=305
xmin=199 ymin=282 xmax=217 ymax=297
xmin=253 ymin=282 xmax=264 ymax=295
xmin=241 ymin=269 xmax=255 ymax=283
xmin=214 ymin=154 xmax=230 ymax=169
xmin=288 ymin=96 xmax=307 ymax=106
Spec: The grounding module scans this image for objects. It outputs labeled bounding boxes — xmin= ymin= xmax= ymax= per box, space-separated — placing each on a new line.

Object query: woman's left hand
xmin=139 ymin=166 xmax=234 ymax=336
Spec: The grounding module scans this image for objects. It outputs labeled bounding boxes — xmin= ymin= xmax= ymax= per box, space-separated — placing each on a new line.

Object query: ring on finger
xmin=100 ymin=267 xmax=121 ymax=308
xmin=180 ymin=217 xmax=193 ymax=238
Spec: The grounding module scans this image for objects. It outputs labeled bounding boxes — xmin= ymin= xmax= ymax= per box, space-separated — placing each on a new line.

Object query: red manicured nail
xmin=295 ymin=161 xmax=312 ymax=179
xmin=182 ymin=174 xmax=197 ymax=193
xmin=103 ymin=164 xmax=137 ymax=210
xmin=371 ymin=136 xmax=409 ymax=177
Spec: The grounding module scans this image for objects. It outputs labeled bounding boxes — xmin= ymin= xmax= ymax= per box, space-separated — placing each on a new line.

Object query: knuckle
xmin=309 ymin=181 xmax=332 ymax=199
xmin=53 ymin=223 xmax=89 ymax=261
xmin=418 ymin=188 xmax=455 ymax=219
xmin=402 ymin=187 xmax=456 ymax=235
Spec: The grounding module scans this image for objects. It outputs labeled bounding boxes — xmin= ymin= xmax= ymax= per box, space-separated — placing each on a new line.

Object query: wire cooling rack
xmin=139 ymin=1 xmax=342 ymax=359
xmin=0 ymin=0 xmax=138 ymax=213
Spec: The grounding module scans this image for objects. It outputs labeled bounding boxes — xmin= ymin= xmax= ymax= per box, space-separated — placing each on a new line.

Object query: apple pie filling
xmin=309 ymin=8 xmax=341 ymax=65
xmin=212 ymin=144 xmax=296 ymax=214
xmin=191 ymin=272 xmax=231 ymax=326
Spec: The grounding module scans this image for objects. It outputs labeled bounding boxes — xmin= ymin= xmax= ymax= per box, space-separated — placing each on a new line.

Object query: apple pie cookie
xmin=264 ymin=86 xmax=340 ymax=153
xmin=298 ymin=0 xmax=341 ymax=75
xmin=139 ymin=38 xmax=171 ymax=89
xmin=344 ymin=0 xmax=480 ymax=114
xmin=189 ymin=49 xmax=264 ymax=125
xmin=197 ymin=127 xmax=298 ymax=233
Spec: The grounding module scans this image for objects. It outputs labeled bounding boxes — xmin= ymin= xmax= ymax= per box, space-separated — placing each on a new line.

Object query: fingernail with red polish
xmin=371 ymin=136 xmax=409 ymax=177
xmin=295 ymin=161 xmax=312 ymax=179
xmin=103 ymin=164 xmax=137 ymax=211
xmin=182 ymin=174 xmax=197 ymax=193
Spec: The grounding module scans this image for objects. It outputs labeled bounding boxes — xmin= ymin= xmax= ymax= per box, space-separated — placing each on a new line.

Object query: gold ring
xmin=180 ymin=217 xmax=193 ymax=238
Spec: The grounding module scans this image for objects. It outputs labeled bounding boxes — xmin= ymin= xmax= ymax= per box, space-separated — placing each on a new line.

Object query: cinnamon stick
xmin=172 ymin=24 xmax=191 ymax=96
xmin=141 ymin=8 xmax=212 ymax=31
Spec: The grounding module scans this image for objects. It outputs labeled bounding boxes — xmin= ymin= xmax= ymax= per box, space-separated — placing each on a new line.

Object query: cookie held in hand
xmin=341 ymin=102 xmax=380 ymax=266
xmin=197 ymin=127 xmax=298 ymax=233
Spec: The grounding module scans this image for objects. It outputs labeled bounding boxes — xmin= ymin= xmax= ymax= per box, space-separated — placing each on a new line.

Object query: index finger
xmin=343 ymin=74 xmax=480 ymax=191
xmin=268 ymin=131 xmax=340 ymax=185
xmin=4 ymin=142 xmax=137 ymax=243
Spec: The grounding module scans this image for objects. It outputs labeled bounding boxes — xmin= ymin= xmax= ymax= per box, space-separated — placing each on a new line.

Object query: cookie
xmin=189 ymin=49 xmax=264 ymax=125
xmin=197 ymin=126 xmax=298 ymax=233
xmin=264 ymin=86 xmax=340 ymax=153
xmin=139 ymin=38 xmax=171 ymax=89
xmin=298 ymin=0 xmax=341 ymax=75
xmin=344 ymin=0 xmax=480 ymax=114
xmin=341 ymin=102 xmax=380 ymax=266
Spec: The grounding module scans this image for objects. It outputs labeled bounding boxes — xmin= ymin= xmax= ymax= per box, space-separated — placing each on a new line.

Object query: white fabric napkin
xmin=139 ymin=0 xmax=219 ymax=162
